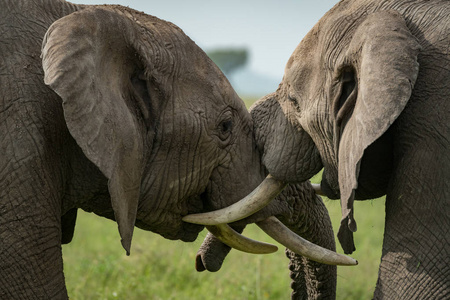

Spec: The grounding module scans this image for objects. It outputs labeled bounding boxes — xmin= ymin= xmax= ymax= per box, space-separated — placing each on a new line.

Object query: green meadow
xmin=63 ymin=190 xmax=385 ymax=300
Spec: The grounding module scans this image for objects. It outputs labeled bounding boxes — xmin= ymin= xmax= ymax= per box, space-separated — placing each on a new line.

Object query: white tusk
xmin=257 ymin=216 xmax=358 ymax=266
xmin=206 ymin=224 xmax=278 ymax=254
xmin=183 ymin=175 xmax=287 ymax=225
xmin=311 ymin=183 xmax=324 ymax=196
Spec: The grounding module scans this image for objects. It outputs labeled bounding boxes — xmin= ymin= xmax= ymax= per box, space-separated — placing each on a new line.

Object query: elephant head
xmin=183 ymin=5 xmax=421 ymax=255
xmin=41 ymin=6 xmax=269 ymax=254
xmin=254 ymin=8 xmax=421 ymax=253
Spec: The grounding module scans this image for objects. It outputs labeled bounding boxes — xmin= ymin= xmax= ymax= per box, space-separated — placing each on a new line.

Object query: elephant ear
xmin=335 ymin=10 xmax=421 ymax=254
xmin=42 ymin=7 xmax=163 ymax=255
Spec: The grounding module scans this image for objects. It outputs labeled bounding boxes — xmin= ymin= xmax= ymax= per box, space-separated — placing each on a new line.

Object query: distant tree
xmin=207 ymin=48 xmax=248 ymax=77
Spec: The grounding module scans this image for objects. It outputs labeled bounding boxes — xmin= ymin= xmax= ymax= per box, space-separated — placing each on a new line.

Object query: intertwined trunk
xmin=279 ymin=183 xmax=337 ymax=300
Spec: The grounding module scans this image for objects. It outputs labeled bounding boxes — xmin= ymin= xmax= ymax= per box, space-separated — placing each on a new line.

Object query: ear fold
xmin=336 ymin=10 xmax=421 ymax=253
xmin=42 ymin=7 xmax=157 ymax=254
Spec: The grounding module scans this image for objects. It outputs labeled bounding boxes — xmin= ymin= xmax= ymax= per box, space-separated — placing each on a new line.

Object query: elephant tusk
xmin=257 ymin=216 xmax=358 ymax=266
xmin=206 ymin=224 xmax=278 ymax=254
xmin=182 ymin=175 xmax=287 ymax=225
xmin=311 ymin=183 xmax=325 ymax=196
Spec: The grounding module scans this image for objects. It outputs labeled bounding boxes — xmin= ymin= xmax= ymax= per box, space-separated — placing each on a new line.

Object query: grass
xmin=63 ymin=194 xmax=385 ymax=300
xmin=63 ymin=98 xmax=386 ymax=299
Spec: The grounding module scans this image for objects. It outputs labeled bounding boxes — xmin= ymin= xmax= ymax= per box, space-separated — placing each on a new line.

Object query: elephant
xmin=182 ymin=0 xmax=450 ymax=299
xmin=1 ymin=0 xmax=355 ymax=298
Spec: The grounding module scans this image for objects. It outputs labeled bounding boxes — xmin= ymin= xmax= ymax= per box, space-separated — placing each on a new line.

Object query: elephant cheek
xmin=134 ymin=217 xmax=204 ymax=242
xmin=178 ymin=223 xmax=205 ymax=242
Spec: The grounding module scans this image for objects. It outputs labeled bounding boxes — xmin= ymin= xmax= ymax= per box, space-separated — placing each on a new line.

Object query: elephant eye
xmin=288 ymin=92 xmax=298 ymax=105
xmin=216 ymin=108 xmax=234 ymax=145
xmin=220 ymin=120 xmax=233 ymax=133
xmin=218 ymin=119 xmax=233 ymax=142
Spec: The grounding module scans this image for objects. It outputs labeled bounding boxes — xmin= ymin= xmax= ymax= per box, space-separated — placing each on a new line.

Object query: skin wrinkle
xmin=152 ymin=105 xmax=176 ymax=211
xmin=324 ymin=13 xmax=361 ymax=68
xmin=0 ymin=144 xmax=64 ymax=299
xmin=1 ymin=70 xmax=67 ymax=298
xmin=125 ymin=9 xmax=186 ymax=87
xmin=301 ymin=75 xmax=336 ymax=183
xmin=136 ymin=84 xmax=235 ymax=238
xmin=280 ymin=93 xmax=319 ymax=179
xmin=177 ymin=111 xmax=190 ymax=200
xmin=378 ymin=120 xmax=448 ymax=297
xmin=277 ymin=183 xmax=337 ymax=298
xmin=189 ymin=113 xmax=206 ymax=198
xmin=388 ymin=158 xmax=447 ymax=247
xmin=173 ymin=113 xmax=185 ymax=204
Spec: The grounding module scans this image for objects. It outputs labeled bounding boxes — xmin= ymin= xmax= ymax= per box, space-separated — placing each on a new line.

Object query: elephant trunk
xmin=196 ymin=232 xmax=232 ymax=272
xmin=280 ymin=183 xmax=337 ymax=300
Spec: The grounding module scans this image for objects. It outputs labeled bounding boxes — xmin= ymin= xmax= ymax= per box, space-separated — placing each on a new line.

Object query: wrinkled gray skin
xmin=198 ymin=182 xmax=338 ymax=300
xmin=252 ymin=0 xmax=449 ymax=299
xmin=0 ymin=0 xmax=295 ymax=298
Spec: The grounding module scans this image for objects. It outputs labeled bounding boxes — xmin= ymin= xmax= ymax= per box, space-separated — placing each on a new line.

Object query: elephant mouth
xmin=182 ymin=175 xmax=358 ymax=266
xmin=135 ymin=218 xmax=204 ymax=242
xmin=178 ymin=223 xmax=205 ymax=242
xmin=195 ymin=226 xmax=241 ymax=272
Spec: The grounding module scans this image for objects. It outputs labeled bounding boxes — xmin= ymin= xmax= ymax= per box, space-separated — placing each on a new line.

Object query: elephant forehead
xmin=285 ymin=2 xmax=363 ymax=77
xmin=285 ymin=29 xmax=318 ymax=77
xmin=178 ymin=71 xmax=238 ymax=104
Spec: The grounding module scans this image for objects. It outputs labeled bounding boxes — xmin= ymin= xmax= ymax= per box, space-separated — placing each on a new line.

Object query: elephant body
xmin=1 ymin=0 xmax=267 ymax=298
xmin=251 ymin=0 xmax=449 ymax=298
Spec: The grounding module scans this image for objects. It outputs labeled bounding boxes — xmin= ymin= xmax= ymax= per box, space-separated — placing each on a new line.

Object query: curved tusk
xmin=206 ymin=224 xmax=278 ymax=254
xmin=257 ymin=216 xmax=358 ymax=266
xmin=311 ymin=183 xmax=325 ymax=196
xmin=183 ymin=175 xmax=287 ymax=225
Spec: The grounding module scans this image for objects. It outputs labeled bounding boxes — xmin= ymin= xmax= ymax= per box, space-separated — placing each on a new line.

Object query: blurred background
xmin=64 ymin=1 xmax=386 ymax=299
xmin=76 ymin=0 xmax=338 ymax=98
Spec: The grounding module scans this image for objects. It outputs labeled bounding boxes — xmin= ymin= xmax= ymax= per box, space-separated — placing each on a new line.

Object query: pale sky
xmin=75 ymin=0 xmax=339 ymax=82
